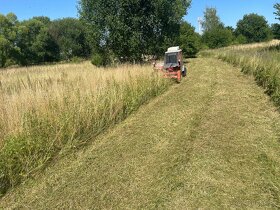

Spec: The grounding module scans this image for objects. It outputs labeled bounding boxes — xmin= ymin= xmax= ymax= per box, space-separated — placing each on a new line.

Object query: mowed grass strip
xmin=203 ymin=40 xmax=280 ymax=107
xmin=1 ymin=58 xmax=280 ymax=209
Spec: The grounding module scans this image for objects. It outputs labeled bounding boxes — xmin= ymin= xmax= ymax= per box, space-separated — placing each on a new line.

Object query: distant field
xmin=0 ymin=62 xmax=170 ymax=195
xmin=202 ymin=40 xmax=280 ymax=106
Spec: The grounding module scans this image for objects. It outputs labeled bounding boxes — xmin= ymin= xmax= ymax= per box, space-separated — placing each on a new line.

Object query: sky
xmin=0 ymin=0 xmax=279 ymax=32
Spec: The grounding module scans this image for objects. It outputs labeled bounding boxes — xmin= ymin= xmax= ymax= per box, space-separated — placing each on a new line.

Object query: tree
xmin=274 ymin=3 xmax=280 ymax=20
xmin=78 ymin=0 xmax=191 ymax=64
xmin=49 ymin=18 xmax=90 ymax=60
xmin=0 ymin=36 xmax=10 ymax=67
xmin=202 ymin=27 xmax=233 ymax=48
xmin=179 ymin=21 xmax=201 ymax=57
xmin=33 ymin=16 xmax=51 ymax=25
xmin=271 ymin=23 xmax=280 ymax=39
xmin=0 ymin=13 xmax=18 ymax=67
xmin=201 ymin=7 xmax=224 ymax=32
xmin=225 ymin=26 xmax=234 ymax=33
xmin=16 ymin=18 xmax=59 ymax=65
xmin=236 ymin=14 xmax=272 ymax=43
xmin=200 ymin=7 xmax=232 ymax=48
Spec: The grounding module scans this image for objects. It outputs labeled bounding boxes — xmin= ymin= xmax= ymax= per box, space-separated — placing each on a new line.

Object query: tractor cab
xmin=164 ymin=46 xmax=183 ymax=70
xmin=153 ymin=46 xmax=187 ymax=83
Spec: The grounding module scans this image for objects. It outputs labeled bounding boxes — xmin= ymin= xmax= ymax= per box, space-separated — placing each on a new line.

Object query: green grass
xmin=1 ymin=58 xmax=280 ymax=209
xmin=201 ymin=40 xmax=280 ymax=107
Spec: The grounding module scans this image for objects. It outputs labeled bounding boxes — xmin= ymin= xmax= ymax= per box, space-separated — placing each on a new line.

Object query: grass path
xmin=1 ymin=58 xmax=280 ymax=209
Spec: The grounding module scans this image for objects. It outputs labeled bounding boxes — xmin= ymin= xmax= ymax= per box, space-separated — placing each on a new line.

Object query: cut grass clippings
xmin=201 ymin=40 xmax=280 ymax=107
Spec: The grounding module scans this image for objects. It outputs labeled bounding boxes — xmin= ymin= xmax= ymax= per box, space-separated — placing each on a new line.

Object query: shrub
xmin=91 ymin=53 xmax=106 ymax=67
xmin=202 ymin=27 xmax=234 ymax=49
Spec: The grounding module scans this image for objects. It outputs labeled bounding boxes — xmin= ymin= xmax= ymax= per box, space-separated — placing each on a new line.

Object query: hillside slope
xmin=1 ymin=58 xmax=280 ymax=209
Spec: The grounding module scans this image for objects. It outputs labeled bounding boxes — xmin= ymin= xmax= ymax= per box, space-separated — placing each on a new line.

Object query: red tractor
xmin=154 ymin=46 xmax=187 ymax=83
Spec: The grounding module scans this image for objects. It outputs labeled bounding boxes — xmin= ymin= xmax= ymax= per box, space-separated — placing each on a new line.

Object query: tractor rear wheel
xmin=182 ymin=66 xmax=187 ymax=77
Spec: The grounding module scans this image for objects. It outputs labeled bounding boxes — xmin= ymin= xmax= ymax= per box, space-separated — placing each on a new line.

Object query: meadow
xmin=1 ymin=57 xmax=280 ymax=209
xmin=0 ymin=62 xmax=170 ymax=195
xmin=202 ymin=40 xmax=280 ymax=106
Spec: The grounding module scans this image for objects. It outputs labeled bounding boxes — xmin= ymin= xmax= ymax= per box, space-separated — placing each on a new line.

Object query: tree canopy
xmin=274 ymin=3 xmax=280 ymax=20
xmin=16 ymin=18 xmax=60 ymax=65
xmin=236 ymin=14 xmax=272 ymax=43
xmin=201 ymin=7 xmax=233 ymax=49
xmin=0 ymin=13 xmax=18 ymax=67
xmin=0 ymin=13 xmax=91 ymax=67
xmin=49 ymin=18 xmax=90 ymax=60
xmin=78 ymin=0 xmax=191 ymax=63
xmin=201 ymin=7 xmax=224 ymax=32
xmin=178 ymin=21 xmax=201 ymax=57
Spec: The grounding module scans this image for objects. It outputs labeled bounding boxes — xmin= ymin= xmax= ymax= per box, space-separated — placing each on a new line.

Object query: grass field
xmin=0 ymin=62 xmax=170 ymax=195
xmin=202 ymin=40 xmax=280 ymax=106
xmin=1 ymin=57 xmax=280 ymax=209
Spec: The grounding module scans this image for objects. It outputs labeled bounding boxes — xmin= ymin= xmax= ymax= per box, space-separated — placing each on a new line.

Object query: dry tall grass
xmin=0 ymin=62 xmax=170 ymax=195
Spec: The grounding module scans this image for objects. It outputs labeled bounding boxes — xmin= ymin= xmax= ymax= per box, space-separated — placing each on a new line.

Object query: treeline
xmin=0 ymin=0 xmax=196 ymax=68
xmin=0 ymin=1 xmax=279 ymax=67
xmin=200 ymin=5 xmax=280 ymax=49
xmin=0 ymin=14 xmax=90 ymax=67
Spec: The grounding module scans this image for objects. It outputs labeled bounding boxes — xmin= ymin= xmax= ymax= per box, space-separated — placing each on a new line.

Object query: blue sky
xmin=0 ymin=0 xmax=279 ymax=32
xmin=186 ymin=0 xmax=279 ymax=32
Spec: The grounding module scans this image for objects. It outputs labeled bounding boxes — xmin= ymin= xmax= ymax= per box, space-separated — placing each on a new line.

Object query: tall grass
xmin=0 ymin=62 xmax=171 ymax=195
xmin=202 ymin=40 xmax=280 ymax=106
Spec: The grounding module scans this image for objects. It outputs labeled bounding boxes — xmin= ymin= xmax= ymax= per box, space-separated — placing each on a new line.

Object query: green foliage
xmin=0 ymin=12 xmax=91 ymax=67
xmin=0 ymin=13 xmax=18 ymax=67
xmin=0 ymin=36 xmax=10 ymax=67
xmin=16 ymin=18 xmax=60 ymax=65
xmin=274 ymin=3 xmax=280 ymax=20
xmin=236 ymin=14 xmax=272 ymax=43
xmin=202 ymin=7 xmax=224 ymax=32
xmin=201 ymin=7 xmax=233 ymax=49
xmin=235 ymin=34 xmax=247 ymax=44
xmin=271 ymin=24 xmax=280 ymax=39
xmin=202 ymin=27 xmax=233 ymax=49
xmin=33 ymin=16 xmax=51 ymax=25
xmin=78 ymin=0 xmax=191 ymax=63
xmin=91 ymin=53 xmax=106 ymax=67
xmin=179 ymin=22 xmax=201 ymax=57
xmin=49 ymin=18 xmax=90 ymax=60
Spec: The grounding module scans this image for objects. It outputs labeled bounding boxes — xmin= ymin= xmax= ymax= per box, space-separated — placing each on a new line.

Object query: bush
xmin=235 ymin=35 xmax=247 ymax=45
xmin=70 ymin=56 xmax=84 ymax=63
xmin=91 ymin=53 xmax=106 ymax=67
xmin=202 ymin=27 xmax=233 ymax=49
